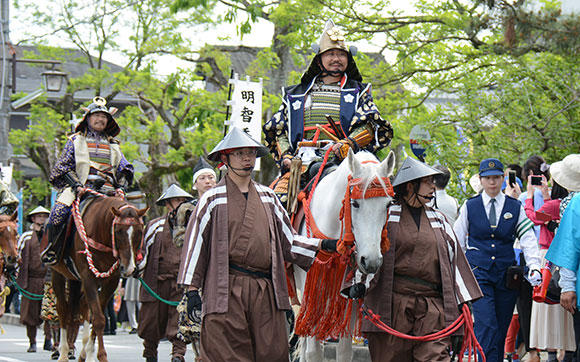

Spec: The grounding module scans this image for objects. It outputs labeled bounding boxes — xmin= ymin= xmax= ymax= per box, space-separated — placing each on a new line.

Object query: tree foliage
xmin=9 ymin=0 xmax=580 ymax=211
xmin=11 ymin=0 xmax=227 ymax=215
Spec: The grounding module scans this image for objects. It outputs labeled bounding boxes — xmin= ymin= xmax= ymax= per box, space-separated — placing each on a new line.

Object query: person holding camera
xmin=454 ymin=158 xmax=542 ymax=362
xmin=526 ymin=168 xmax=575 ymax=361
xmin=543 ymin=154 xmax=580 ymax=360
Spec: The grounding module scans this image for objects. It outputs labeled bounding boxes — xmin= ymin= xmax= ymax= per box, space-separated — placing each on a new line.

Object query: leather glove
xmin=321 ymin=239 xmax=338 ymax=253
xmin=451 ymin=335 xmax=464 ymax=359
xmin=527 ymin=269 xmax=542 ymax=287
xmin=185 ymin=290 xmax=202 ymax=323
xmin=4 ymin=262 xmax=17 ymax=275
xmin=132 ymin=266 xmax=143 ymax=279
xmin=63 ymin=172 xmax=83 ymax=191
xmin=348 ymin=283 xmax=366 ymax=299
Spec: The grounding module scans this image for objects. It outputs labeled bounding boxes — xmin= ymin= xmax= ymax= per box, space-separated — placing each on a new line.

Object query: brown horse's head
xmin=110 ymin=205 xmax=147 ymax=278
xmin=0 ymin=212 xmax=19 ymax=269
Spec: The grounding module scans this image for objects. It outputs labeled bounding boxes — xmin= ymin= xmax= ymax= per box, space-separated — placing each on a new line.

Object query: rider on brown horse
xmin=42 ymin=96 xmax=134 ymax=265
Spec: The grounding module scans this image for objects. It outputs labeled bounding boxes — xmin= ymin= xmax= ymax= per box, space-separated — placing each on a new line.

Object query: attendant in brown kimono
xmin=138 ymin=184 xmax=194 ymax=362
xmin=17 ymin=206 xmax=50 ymax=353
xmin=356 ymin=157 xmax=482 ymax=362
xmin=178 ymin=127 xmax=336 ymax=362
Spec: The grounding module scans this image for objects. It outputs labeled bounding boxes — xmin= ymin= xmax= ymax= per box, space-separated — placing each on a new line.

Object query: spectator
xmin=544 ymin=154 xmax=580 ymax=361
xmin=511 ymin=155 xmax=550 ymax=361
xmin=432 ymin=165 xmax=459 ymax=224
xmin=123 ymin=277 xmax=139 ymax=334
xmin=527 ymin=178 xmax=574 ymax=362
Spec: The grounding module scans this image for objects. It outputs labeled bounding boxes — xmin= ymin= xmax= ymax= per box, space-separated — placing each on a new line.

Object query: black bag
xmin=505 ymin=265 xmax=525 ymax=291
xmin=545 ymin=266 xmax=561 ymax=304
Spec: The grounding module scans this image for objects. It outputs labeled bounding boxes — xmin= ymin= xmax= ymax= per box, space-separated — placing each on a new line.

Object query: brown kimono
xmin=362 ymin=203 xmax=482 ymax=362
xmin=138 ymin=215 xmax=186 ymax=360
xmin=178 ymin=175 xmax=320 ymax=362
xmin=17 ymin=230 xmax=47 ymax=327
xmin=17 ymin=229 xmax=48 ymax=345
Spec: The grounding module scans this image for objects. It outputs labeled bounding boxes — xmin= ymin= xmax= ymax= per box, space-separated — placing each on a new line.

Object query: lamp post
xmin=0 ymin=56 xmax=68 ymax=162
xmin=42 ymin=69 xmax=68 ymax=93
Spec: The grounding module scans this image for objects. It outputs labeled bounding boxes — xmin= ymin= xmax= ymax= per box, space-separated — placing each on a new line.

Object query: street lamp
xmin=10 ymin=57 xmax=67 ymax=93
xmin=41 ymin=69 xmax=67 ymax=92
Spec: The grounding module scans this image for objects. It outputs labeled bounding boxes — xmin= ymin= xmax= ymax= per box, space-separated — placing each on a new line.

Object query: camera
xmin=530 ymin=175 xmax=542 ymax=186
xmin=508 ymin=170 xmax=516 ymax=187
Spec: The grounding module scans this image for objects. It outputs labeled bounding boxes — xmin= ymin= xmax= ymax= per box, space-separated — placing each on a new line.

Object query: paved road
xmin=0 ymin=321 xmax=200 ymax=362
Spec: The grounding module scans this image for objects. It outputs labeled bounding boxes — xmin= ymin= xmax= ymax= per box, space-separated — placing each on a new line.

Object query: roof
xmin=201 ymin=45 xmax=387 ymax=93
xmin=11 ymin=44 xmax=137 ymax=103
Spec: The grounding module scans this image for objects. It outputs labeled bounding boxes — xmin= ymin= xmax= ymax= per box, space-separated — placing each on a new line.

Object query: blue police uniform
xmin=454 ymin=158 xmax=540 ymax=362
xmin=466 ymin=193 xmax=521 ymax=361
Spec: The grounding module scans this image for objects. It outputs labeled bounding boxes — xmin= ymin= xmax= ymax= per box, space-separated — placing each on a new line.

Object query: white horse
xmin=294 ymin=149 xmax=396 ymax=362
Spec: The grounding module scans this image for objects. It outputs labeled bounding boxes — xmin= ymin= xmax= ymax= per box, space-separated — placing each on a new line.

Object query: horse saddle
xmin=40 ymin=195 xmax=99 ymax=269
xmin=270 ymin=158 xmax=338 ymax=209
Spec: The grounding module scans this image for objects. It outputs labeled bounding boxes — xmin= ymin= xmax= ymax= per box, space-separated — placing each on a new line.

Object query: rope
xmin=9 ymin=275 xmax=43 ymax=300
xmin=72 ymin=188 xmax=119 ymax=278
xmin=138 ymin=278 xmax=179 ymax=306
xmin=361 ymin=303 xmax=485 ymax=362
xmin=304 ymin=147 xmax=334 ymax=238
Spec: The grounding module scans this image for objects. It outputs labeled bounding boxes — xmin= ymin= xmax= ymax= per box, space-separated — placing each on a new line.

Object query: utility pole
xmin=0 ymin=0 xmax=10 ymax=164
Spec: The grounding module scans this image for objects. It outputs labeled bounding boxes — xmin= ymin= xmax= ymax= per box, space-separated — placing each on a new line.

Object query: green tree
xmin=10 ymin=0 xmax=226 ymax=215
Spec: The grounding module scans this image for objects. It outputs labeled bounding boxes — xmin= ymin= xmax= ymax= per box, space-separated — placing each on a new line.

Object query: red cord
xmin=361 ymin=304 xmax=485 ymax=361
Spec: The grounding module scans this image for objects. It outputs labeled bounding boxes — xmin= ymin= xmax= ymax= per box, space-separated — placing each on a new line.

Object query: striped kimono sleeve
xmin=256 ymin=184 xmax=320 ymax=271
xmin=516 ymin=205 xmax=541 ymax=271
xmin=137 ymin=218 xmax=164 ymax=272
xmin=178 ymin=185 xmax=226 ymax=288
xmin=429 ymin=209 xmax=483 ymax=304
xmin=17 ymin=231 xmax=33 ymax=255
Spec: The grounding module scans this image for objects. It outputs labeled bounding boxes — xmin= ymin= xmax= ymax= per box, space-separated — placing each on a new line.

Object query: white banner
xmin=0 ymin=163 xmax=13 ymax=185
xmin=227 ymin=75 xmax=263 ymax=170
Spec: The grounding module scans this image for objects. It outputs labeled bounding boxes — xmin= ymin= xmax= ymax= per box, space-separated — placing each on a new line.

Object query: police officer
xmin=454 ymin=158 xmax=542 ymax=362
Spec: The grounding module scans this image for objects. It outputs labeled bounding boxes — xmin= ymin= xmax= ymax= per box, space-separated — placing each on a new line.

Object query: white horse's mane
xmin=338 ymin=151 xmax=392 ymax=196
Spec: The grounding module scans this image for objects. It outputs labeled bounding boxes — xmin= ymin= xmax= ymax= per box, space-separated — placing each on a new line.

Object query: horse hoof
xmin=51 ymin=350 xmax=60 ymax=360
xmin=68 ymin=350 xmax=76 ymax=359
xmin=27 ymin=343 xmax=37 ymax=352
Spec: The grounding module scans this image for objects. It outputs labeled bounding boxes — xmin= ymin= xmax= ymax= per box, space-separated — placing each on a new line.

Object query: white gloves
xmin=527 ymin=269 xmax=542 ymax=287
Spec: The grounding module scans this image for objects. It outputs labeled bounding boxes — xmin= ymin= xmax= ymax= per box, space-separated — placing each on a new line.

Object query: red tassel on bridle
xmin=337 ymin=174 xmax=394 ymax=256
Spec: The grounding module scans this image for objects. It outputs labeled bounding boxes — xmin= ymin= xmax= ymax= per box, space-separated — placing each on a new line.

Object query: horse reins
xmin=361 ymin=303 xmax=485 ymax=361
xmin=73 ymin=188 xmax=142 ymax=278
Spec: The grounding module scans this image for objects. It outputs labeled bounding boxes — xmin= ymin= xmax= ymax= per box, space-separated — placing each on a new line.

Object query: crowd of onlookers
xmin=434 ymin=154 xmax=580 ymax=362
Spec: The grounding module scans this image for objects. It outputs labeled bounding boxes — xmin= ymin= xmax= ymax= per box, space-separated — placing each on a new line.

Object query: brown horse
xmin=50 ymin=195 xmax=146 ymax=362
xmin=0 ymin=212 xmax=18 ymax=318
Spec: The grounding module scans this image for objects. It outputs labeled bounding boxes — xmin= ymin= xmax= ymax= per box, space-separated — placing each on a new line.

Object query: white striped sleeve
xmin=137 ymin=218 xmax=165 ymax=270
xmin=182 ymin=194 xmax=227 ymax=286
xmin=17 ymin=231 xmax=33 ymax=255
xmin=517 ymin=205 xmax=541 ymax=271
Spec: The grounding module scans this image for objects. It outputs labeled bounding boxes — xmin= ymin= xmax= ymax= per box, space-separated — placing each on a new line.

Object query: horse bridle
xmin=0 ymin=219 xmax=18 ymax=265
xmin=337 ymin=160 xmax=395 ymax=257
xmin=111 ymin=204 xmax=144 ymax=259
